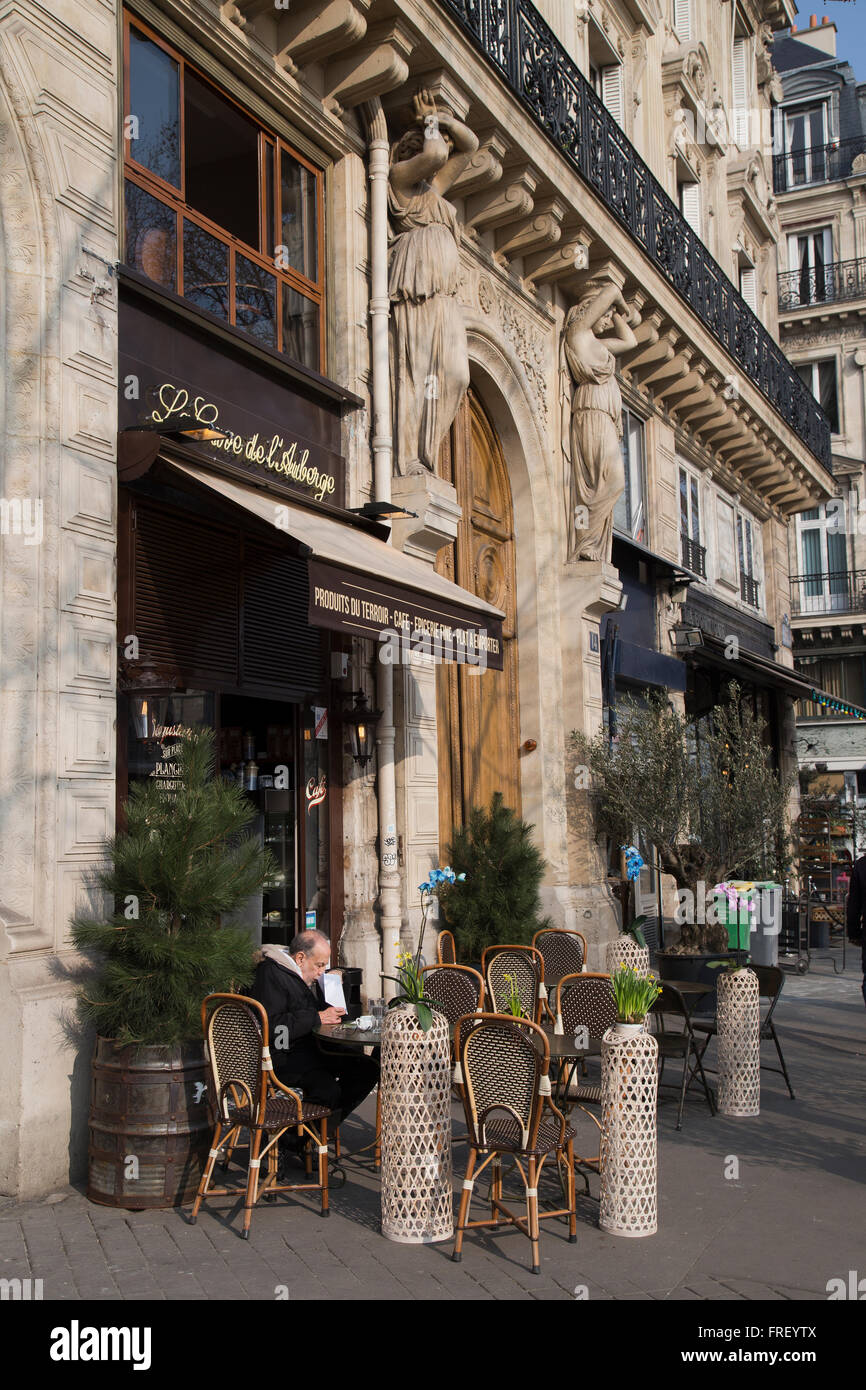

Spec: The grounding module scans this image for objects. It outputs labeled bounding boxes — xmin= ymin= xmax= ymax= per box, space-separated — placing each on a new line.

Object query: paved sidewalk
xmin=2 ymin=955 xmax=864 ymax=1302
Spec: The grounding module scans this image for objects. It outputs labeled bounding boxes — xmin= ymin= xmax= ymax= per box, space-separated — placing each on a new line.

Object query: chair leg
xmin=190 ymin=1121 xmax=225 ymax=1223
xmin=566 ymin=1139 xmax=577 ymax=1243
xmin=319 ymin=1117 xmax=330 ymax=1218
xmin=334 ymin=1125 xmax=341 ymax=1160
xmin=452 ymin=1147 xmax=476 ymax=1263
xmin=242 ymin=1128 xmax=263 ymax=1239
xmin=491 ymin=1156 xmax=502 ymax=1224
xmin=769 ymin=1024 xmax=796 ymax=1099
xmin=693 ymin=1039 xmax=717 ymax=1115
xmin=676 ymin=1052 xmax=689 ymax=1130
xmin=527 ymin=1155 xmax=541 ymax=1274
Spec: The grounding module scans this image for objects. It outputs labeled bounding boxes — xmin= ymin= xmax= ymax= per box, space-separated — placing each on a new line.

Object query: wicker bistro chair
xmin=691 ymin=965 xmax=795 ymax=1100
xmin=452 ymin=1013 xmax=578 ymax=1273
xmin=650 ymin=983 xmax=717 ymax=1130
xmin=436 ymin=929 xmax=457 ymax=965
xmin=481 ymin=944 xmax=548 ymax=1025
xmin=551 ymin=972 xmax=618 ymax=1183
xmin=420 ymin=964 xmax=485 ymax=1023
xmin=191 ymin=994 xmax=333 ymax=1238
xmin=532 ymin=928 xmax=588 ymax=988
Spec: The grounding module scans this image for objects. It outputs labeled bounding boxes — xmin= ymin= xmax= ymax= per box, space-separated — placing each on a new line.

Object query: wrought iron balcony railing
xmin=438 ymin=0 xmax=831 ymax=470
xmin=740 ymin=573 xmax=760 ymax=608
xmin=790 ymin=570 xmax=866 ymax=617
xmin=681 ymin=533 xmax=707 ymax=578
xmin=772 ymin=136 xmax=866 ymax=194
xmin=778 ymin=256 xmax=866 ymax=312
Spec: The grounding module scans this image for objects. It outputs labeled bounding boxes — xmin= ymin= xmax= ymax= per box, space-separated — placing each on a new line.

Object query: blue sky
xmin=793 ymin=3 xmax=866 ymax=83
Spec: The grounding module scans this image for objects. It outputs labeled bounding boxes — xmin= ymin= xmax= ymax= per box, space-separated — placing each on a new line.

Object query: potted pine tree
xmin=436 ymin=793 xmax=552 ymax=964
xmin=72 ymin=728 xmax=267 ymax=1209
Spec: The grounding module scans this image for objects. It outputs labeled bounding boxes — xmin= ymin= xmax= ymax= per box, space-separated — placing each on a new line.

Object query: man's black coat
xmin=249 ymin=953 xmax=325 ymax=1076
xmin=846 ymin=855 xmax=866 ymax=944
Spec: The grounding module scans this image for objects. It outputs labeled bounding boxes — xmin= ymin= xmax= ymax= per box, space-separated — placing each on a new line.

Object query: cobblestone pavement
xmin=2 ymin=954 xmax=864 ymax=1303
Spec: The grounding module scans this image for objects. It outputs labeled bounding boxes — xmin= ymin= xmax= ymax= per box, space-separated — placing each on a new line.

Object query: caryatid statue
xmin=561 ymin=283 xmax=640 ymax=562
xmin=388 ymin=91 xmax=478 ymax=476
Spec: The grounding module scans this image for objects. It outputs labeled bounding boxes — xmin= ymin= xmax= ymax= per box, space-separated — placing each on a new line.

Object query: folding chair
xmin=452 ymin=1013 xmax=577 ymax=1273
xmin=191 ymin=993 xmax=332 ymax=1238
xmin=650 ymin=983 xmax=716 ymax=1129
xmin=692 ymin=964 xmax=795 ymax=1099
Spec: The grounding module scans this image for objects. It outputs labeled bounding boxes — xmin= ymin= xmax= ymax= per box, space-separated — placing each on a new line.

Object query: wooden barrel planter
xmin=87 ymin=1039 xmax=210 ymax=1209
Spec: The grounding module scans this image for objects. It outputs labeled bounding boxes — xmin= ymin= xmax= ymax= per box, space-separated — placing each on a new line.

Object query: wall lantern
xmin=344 ymin=690 xmax=381 ymax=768
xmin=130 ymin=694 xmax=157 ymax=742
xmin=670 ymin=627 xmax=703 ymax=651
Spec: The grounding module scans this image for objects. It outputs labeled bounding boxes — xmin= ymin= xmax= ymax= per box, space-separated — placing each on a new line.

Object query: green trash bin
xmin=711 ymin=883 xmax=756 ymax=952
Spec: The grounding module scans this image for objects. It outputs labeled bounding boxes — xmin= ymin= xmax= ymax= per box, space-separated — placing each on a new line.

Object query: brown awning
xmin=687 ymin=632 xmax=815 ymax=699
xmin=165 ymin=459 xmax=505 ymax=670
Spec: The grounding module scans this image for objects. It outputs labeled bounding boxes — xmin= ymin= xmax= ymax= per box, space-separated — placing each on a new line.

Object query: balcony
xmin=740 ymin=573 xmax=760 ymax=608
xmin=681 ymin=534 xmax=707 ymax=578
xmin=772 ymin=137 xmax=866 ymax=195
xmin=437 ymin=0 xmax=831 ymax=471
xmin=778 ymin=257 xmax=866 ymax=313
xmin=790 ymin=570 xmax=866 ymax=617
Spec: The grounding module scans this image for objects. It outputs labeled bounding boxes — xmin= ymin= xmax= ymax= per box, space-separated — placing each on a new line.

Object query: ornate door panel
xmin=436 ymin=390 xmax=520 ymax=849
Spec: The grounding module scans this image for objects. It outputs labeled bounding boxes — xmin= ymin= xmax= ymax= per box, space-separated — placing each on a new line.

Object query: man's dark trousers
xmin=275 ymin=1052 xmax=378 ymax=1126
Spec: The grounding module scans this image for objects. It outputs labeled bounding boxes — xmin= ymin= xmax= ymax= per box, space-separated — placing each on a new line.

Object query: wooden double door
xmin=436 ymin=390 xmax=520 ymax=851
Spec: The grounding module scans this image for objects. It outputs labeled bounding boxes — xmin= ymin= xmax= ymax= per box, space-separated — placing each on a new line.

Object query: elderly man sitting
xmin=249 ymin=929 xmax=379 ymax=1131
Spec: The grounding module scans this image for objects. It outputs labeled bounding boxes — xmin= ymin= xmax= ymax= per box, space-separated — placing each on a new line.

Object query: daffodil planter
xmin=716 ymin=968 xmax=760 ymax=1118
xmin=380 ymin=1003 xmax=453 ymax=1244
xmin=599 ymin=1025 xmax=658 ymax=1237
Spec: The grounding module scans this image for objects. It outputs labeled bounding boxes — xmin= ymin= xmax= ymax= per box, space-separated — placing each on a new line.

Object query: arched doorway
xmin=436 ymin=388 xmax=520 ymax=850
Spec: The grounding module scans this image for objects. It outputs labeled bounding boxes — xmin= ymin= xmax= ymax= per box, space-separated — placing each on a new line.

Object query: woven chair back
xmin=421 ymin=965 xmax=484 ymax=1023
xmin=533 ymin=928 xmax=586 ymax=980
xmin=436 ymin=929 xmax=457 ymax=965
xmin=749 ymin=964 xmax=783 ymax=1001
xmin=204 ymin=994 xmax=265 ymax=1122
xmin=557 ymin=972 xmax=617 ymax=1036
xmin=458 ymin=1015 xmax=541 ymax=1148
xmin=483 ymin=946 xmax=541 ymax=1020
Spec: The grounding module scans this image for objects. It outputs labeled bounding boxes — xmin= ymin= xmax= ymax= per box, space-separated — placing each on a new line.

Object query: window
xmin=739 ymin=264 xmax=757 ymax=312
xmin=674 ymin=0 xmax=693 ymax=43
xmin=731 ymin=32 xmax=751 ymax=148
xmin=787 ymin=228 xmax=833 ymax=307
xmin=797 ymin=657 xmax=865 ymax=715
xmin=123 ymin=14 xmax=324 ymax=372
xmin=679 ymin=466 xmax=705 ymax=576
xmin=794 ymin=503 xmax=849 ymax=613
xmin=736 ymin=510 xmax=761 ymax=607
xmin=783 ymin=102 xmax=829 ymax=186
xmin=600 ymin=64 xmax=625 ymax=125
xmin=795 ymin=360 xmax=839 ymax=435
xmin=588 ymin=19 xmax=625 ymax=128
xmin=679 ymin=180 xmax=701 ymax=237
xmin=613 ymin=409 xmax=646 ymax=542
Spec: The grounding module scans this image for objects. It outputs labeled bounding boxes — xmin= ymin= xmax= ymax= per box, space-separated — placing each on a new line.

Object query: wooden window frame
xmin=122 ymin=10 xmax=325 ymax=373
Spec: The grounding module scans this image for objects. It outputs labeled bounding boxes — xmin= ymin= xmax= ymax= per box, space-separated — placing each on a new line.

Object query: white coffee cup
xmin=355 ymin=1015 xmax=374 ymax=1030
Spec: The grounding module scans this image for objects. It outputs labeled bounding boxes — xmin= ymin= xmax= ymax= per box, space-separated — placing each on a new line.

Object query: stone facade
xmin=0 ymin=0 xmax=836 ymax=1199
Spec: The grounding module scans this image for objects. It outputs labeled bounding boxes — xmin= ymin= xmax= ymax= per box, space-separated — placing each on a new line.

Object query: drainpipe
xmin=365 ymin=97 xmax=402 ymax=998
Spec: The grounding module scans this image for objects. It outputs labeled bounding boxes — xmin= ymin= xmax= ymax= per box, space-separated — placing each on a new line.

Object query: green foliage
xmin=610 ymin=965 xmax=662 ymax=1023
xmin=71 ymin=728 xmax=266 ymax=1047
xmin=437 ymin=793 xmax=551 ymax=960
xmin=572 ymin=684 xmax=795 ymax=953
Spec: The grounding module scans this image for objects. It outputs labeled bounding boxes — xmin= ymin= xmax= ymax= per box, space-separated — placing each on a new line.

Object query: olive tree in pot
xmin=572 ymin=683 xmax=794 ymax=987
xmin=71 ymin=728 xmax=268 ymax=1209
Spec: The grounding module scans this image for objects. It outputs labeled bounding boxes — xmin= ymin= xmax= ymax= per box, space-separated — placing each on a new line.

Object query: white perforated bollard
xmin=716 ymin=968 xmax=760 ymax=1117
xmin=599 ymin=1024 xmax=658 ymax=1237
xmin=380 ymin=1004 xmax=453 ymax=1243
xmin=606 ymin=937 xmax=651 ymax=977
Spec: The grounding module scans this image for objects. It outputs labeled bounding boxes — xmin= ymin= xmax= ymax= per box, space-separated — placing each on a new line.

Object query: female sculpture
xmin=389 ymin=91 xmax=478 ymax=476
xmin=561 ymin=284 xmax=640 ymax=562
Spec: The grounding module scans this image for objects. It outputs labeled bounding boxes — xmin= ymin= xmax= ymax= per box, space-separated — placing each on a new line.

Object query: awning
xmin=166 ymin=459 xmax=505 ymax=670
xmin=682 ymin=631 xmax=815 ymax=699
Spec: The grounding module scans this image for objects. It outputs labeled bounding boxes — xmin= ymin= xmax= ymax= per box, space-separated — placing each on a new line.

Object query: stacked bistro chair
xmin=532 ymin=927 xmax=587 ymax=990
xmin=650 ymin=983 xmax=717 ymax=1129
xmin=420 ymin=964 xmax=485 ymax=1098
xmin=451 ymin=1013 xmax=578 ymax=1273
xmin=690 ymin=964 xmax=795 ymax=1100
xmin=552 ymin=971 xmax=618 ymax=1184
xmin=191 ymin=994 xmax=332 ymax=1239
xmin=435 ymin=928 xmax=457 ymax=965
xmin=481 ymin=944 xmax=548 ymax=1024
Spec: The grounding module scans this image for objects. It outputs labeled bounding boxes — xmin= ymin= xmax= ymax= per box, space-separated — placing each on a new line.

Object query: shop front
xmin=116 ymin=276 xmax=503 ymax=957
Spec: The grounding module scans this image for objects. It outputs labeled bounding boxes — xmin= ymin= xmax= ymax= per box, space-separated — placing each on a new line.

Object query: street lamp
xmin=344 ymin=690 xmax=381 ymax=768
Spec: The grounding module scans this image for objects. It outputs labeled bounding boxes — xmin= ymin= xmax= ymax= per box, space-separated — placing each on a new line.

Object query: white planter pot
xmin=606 ymin=938 xmax=651 ymax=977
xmin=380 ymin=1003 xmax=453 ymax=1243
xmin=716 ymin=968 xmax=760 ymax=1118
xmin=599 ymin=1025 xmax=658 ymax=1238
xmin=611 ymin=1021 xmax=646 ymax=1038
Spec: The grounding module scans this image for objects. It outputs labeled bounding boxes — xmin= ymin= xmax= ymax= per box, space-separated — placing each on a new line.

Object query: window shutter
xmin=739 ymin=265 xmax=757 ymax=311
xmin=674 ymin=0 xmax=693 ymax=42
xmin=680 ymin=181 xmax=701 ymax=235
xmin=732 ymin=36 xmax=749 ymax=146
xmin=601 ymin=64 xmax=624 ymax=125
